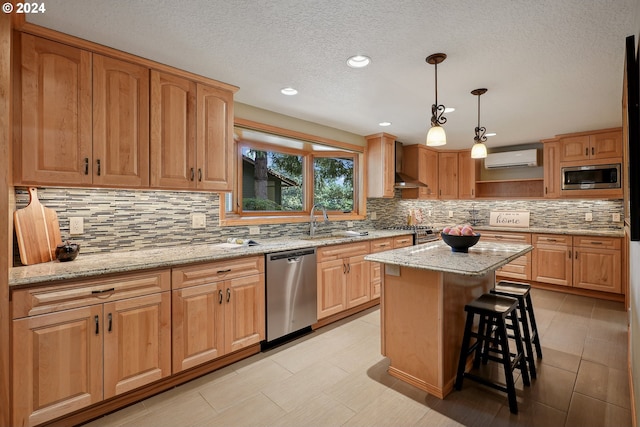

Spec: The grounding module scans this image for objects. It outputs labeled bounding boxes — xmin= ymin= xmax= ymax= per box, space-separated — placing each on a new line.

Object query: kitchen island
xmin=364 ymin=240 xmax=533 ymax=399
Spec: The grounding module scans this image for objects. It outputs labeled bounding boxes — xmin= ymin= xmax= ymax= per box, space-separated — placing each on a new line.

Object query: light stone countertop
xmin=432 ymin=224 xmax=624 ymax=238
xmin=9 ymin=230 xmax=413 ymax=287
xmin=364 ymin=240 xmax=534 ymax=277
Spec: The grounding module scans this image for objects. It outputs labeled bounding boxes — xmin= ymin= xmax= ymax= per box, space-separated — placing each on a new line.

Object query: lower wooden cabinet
xmin=369 ymin=235 xmax=413 ymax=299
xmin=481 ymin=231 xmax=532 ymax=281
xmin=317 ymin=241 xmax=371 ymax=319
xmin=171 ymin=256 xmax=265 ymax=372
xmin=531 ymin=234 xmax=622 ymax=293
xmin=11 ymin=270 xmax=171 ymax=427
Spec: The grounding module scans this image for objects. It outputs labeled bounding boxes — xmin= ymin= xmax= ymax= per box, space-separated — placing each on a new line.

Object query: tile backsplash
xmin=13 ymin=187 xmax=624 ymax=264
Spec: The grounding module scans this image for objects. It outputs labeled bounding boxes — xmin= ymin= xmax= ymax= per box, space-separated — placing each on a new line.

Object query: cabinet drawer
xmin=12 ymin=269 xmax=171 ymax=319
xmin=481 ymin=231 xmax=531 ymax=243
xmin=393 ymin=235 xmax=414 ymax=248
xmin=533 ymin=234 xmax=572 ymax=246
xmin=172 ymin=256 xmax=264 ymax=289
xmin=370 ymin=238 xmax=394 ymax=253
xmin=317 ymin=241 xmax=370 ymax=262
xmin=573 ymin=236 xmax=620 ymax=250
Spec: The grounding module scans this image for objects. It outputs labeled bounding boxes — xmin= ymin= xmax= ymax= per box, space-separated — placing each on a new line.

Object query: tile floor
xmin=84 ymin=288 xmax=632 ymax=427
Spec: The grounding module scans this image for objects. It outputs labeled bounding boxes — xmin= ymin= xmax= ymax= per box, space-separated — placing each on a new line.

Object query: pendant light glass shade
xmin=470 ymin=88 xmax=488 ymax=159
xmin=471 ymin=141 xmax=487 ymax=158
xmin=426 ymin=124 xmax=447 ymax=146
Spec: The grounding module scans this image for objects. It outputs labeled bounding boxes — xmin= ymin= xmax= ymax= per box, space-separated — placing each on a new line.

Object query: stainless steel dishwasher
xmin=265 ymin=248 xmax=317 ymax=344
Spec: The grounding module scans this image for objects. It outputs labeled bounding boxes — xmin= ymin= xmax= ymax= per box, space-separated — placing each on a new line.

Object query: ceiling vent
xmin=484 ymin=149 xmax=538 ymax=169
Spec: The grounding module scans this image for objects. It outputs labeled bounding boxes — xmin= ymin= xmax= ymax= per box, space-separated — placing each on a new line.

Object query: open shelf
xmin=475 ymin=178 xmax=544 ymax=198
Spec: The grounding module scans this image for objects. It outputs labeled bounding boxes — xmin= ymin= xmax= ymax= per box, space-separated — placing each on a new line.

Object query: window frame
xmin=220 ymin=119 xmax=367 ymax=226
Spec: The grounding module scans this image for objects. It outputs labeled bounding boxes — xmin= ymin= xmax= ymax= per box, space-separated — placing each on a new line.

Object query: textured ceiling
xmin=28 ymin=0 xmax=639 ymax=149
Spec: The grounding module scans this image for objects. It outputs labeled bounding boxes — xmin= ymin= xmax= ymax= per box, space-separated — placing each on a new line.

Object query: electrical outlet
xmin=370 ymin=212 xmax=377 ymax=220
xmin=585 ymin=212 xmax=593 ymax=222
xmin=347 ymin=221 xmax=354 ymax=228
xmin=448 ymin=211 xmax=454 ymax=218
xmin=428 ymin=210 xmax=432 ymax=216
xmin=69 ymin=217 xmax=84 ymax=235
xmin=249 ymin=226 xmax=260 ymax=235
xmin=613 ymin=213 xmax=621 ymax=222
xmin=191 ymin=213 xmax=206 ymax=229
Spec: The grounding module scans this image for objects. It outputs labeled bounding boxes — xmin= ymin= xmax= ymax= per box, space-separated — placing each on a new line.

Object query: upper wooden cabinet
xmin=558 ymin=128 xmax=622 ymax=162
xmin=93 ymin=54 xmax=150 ymax=187
xmin=400 ymin=144 xmax=438 ymax=199
xmin=458 ymin=149 xmax=477 ymax=199
xmin=16 ymin=33 xmax=92 ymax=186
xmin=366 ymin=133 xmax=396 ymax=198
xmin=542 ymin=140 xmax=560 ymax=198
xmin=438 ymin=151 xmax=459 ymax=199
xmin=15 ymin=32 xmax=235 ymax=191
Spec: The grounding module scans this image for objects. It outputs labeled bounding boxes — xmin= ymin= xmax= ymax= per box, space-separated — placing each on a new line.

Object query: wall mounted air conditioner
xmin=484 ymin=149 xmax=538 ymax=169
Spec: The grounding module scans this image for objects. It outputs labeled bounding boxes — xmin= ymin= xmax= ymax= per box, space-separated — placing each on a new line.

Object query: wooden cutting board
xmin=14 ymin=187 xmax=63 ymax=265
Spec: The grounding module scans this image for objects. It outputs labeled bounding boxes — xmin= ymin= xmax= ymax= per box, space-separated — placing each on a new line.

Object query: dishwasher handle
xmin=268 ymin=248 xmax=316 ymax=261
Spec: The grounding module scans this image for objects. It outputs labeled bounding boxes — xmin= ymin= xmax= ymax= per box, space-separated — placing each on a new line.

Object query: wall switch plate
xmin=249 ymin=226 xmax=260 ymax=235
xmin=428 ymin=210 xmax=432 ymax=216
xmin=69 ymin=217 xmax=84 ymax=235
xmin=448 ymin=211 xmax=454 ymax=218
xmin=613 ymin=213 xmax=621 ymax=222
xmin=191 ymin=213 xmax=206 ymax=229
xmin=585 ymin=212 xmax=593 ymax=222
xmin=370 ymin=212 xmax=377 ymax=220
xmin=347 ymin=221 xmax=354 ymax=228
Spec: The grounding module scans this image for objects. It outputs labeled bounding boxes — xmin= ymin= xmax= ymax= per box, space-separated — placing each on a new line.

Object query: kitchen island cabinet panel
xmin=13 ymin=305 xmax=103 ymax=427
xmin=481 ymin=231 xmax=532 ymax=280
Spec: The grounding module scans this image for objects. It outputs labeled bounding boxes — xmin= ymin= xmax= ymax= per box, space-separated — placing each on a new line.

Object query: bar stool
xmin=455 ymin=293 xmax=530 ymax=414
xmin=491 ymin=280 xmax=543 ymax=379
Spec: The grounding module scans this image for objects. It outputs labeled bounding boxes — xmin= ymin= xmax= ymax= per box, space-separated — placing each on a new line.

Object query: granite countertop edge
xmin=432 ymin=224 xmax=624 ymax=237
xmin=9 ymin=230 xmax=412 ymax=287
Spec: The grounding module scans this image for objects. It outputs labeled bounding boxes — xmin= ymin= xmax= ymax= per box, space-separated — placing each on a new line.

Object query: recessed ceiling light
xmin=486 ymin=132 xmax=496 ymax=137
xmin=379 ymin=121 xmax=392 ymax=127
xmin=347 ymin=55 xmax=371 ymax=68
xmin=444 ymin=107 xmax=455 ymax=113
xmin=281 ymin=87 xmax=298 ymax=96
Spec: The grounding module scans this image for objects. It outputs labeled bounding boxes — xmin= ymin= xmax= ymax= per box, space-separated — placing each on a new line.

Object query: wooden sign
xmin=489 ymin=211 xmax=530 ymax=228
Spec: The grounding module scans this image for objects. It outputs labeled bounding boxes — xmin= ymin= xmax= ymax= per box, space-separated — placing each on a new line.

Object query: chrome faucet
xmin=310 ymin=204 xmax=329 ymax=237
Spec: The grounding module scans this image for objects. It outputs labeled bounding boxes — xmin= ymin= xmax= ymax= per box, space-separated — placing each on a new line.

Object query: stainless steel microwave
xmin=561 ymin=163 xmax=621 ymax=190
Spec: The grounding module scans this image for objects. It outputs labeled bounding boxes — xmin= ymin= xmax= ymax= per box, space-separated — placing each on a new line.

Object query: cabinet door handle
xmin=575 ymin=251 xmax=578 ymax=259
xmin=96 ymin=159 xmax=101 ymax=176
xmin=190 ymin=168 xmax=195 ymax=181
xmin=568 ymin=250 xmax=572 ymax=259
xmin=592 ymin=147 xmax=595 ymax=156
xmin=545 ymin=186 xmax=548 ymax=194
xmin=217 ymin=268 xmax=232 ymax=274
xmin=590 ymin=241 xmax=603 ymax=245
xmin=198 ymin=168 xmax=202 ymax=181
xmin=343 ymin=264 xmax=347 ymax=274
xmin=107 ymin=313 xmax=112 ymax=333
xmin=471 ymin=188 xmax=474 ymax=196
xmin=84 ymin=158 xmax=89 ymax=175
xmin=218 ymin=289 xmax=223 ymax=304
xmin=94 ymin=315 xmax=99 ymax=335
xmin=226 ymin=288 xmax=231 ymax=303
xmin=347 ymin=263 xmax=351 ymax=273
xmin=546 ymin=238 xmax=557 ymax=242
xmin=585 ymin=147 xmax=589 ymax=156
xmin=91 ymin=287 xmax=115 ymax=295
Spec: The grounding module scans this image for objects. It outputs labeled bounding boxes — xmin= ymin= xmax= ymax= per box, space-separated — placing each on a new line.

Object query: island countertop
xmin=364 ymin=240 xmax=533 ymax=276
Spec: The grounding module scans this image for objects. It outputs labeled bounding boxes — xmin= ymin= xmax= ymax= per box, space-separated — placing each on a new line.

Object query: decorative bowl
xmin=440 ymin=233 xmax=481 ymax=253
xmin=55 ymin=241 xmax=80 ymax=262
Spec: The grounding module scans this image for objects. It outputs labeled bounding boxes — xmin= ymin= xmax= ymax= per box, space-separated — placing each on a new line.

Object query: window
xmin=221 ymin=119 xmax=365 ymax=225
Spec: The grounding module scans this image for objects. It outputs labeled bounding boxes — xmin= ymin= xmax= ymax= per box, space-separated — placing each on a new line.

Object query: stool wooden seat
xmin=455 ymin=293 xmax=530 ymax=414
xmin=492 ymin=280 xmax=543 ymax=377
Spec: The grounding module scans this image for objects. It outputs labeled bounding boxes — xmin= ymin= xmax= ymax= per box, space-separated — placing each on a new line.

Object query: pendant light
xmin=426 ymin=53 xmax=447 ymax=146
xmin=470 ymin=88 xmax=488 ymax=159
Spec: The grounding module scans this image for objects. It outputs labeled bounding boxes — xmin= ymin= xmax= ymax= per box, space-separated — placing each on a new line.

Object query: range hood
xmin=394 ymin=141 xmax=428 ymax=189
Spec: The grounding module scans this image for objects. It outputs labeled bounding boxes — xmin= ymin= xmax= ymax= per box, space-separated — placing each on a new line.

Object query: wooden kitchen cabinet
xmin=531 ymin=234 xmax=573 ymax=287
xmin=438 ymin=151 xmax=459 ymax=199
xmin=481 ymin=231 xmax=532 ymax=280
xmin=366 ymin=133 xmax=396 ymax=198
xmin=16 ymin=34 xmax=151 ymax=188
xmin=542 ymin=139 xmax=561 ymax=198
xmin=369 ymin=235 xmax=413 ymax=299
xmin=573 ymin=236 xmax=622 ymax=293
xmin=171 ymin=256 xmax=265 ymax=373
xmin=12 ymin=270 xmax=171 ymax=427
xmin=317 ymin=241 xmax=371 ymax=318
xmin=92 ymin=54 xmax=150 ymax=187
xmin=400 ymin=144 xmax=439 ymax=199
xmin=559 ymin=128 xmax=622 ymax=162
xmin=458 ymin=150 xmax=478 ymax=199
xmin=15 ymin=33 xmax=92 ymax=186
